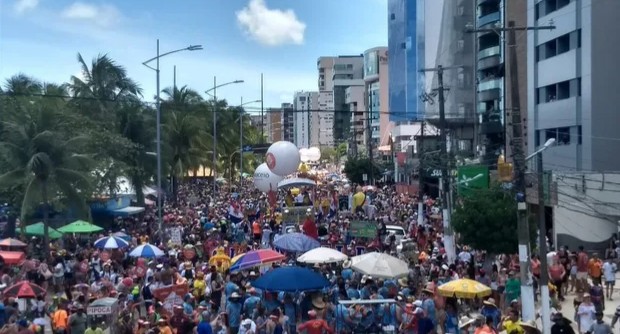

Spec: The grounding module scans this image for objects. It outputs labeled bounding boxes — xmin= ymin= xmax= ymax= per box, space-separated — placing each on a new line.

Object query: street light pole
xmin=237 ymin=98 xmax=262 ymax=179
xmin=205 ymin=79 xmax=245 ymax=197
xmin=142 ymin=39 xmax=202 ymax=241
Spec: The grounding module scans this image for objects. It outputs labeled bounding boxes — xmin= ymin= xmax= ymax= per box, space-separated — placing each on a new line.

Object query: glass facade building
xmin=388 ymin=0 xmax=425 ymax=122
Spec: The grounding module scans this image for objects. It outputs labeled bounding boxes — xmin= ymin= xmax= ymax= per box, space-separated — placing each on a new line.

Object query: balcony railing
xmin=477 ymin=11 xmax=500 ymax=28
xmin=478 ymin=78 xmax=502 ymax=91
xmin=478 ymin=46 xmax=500 ymax=60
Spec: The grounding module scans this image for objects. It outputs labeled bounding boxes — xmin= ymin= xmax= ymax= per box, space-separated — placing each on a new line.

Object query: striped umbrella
xmin=129 ymin=243 xmax=165 ymax=258
xmin=229 ymin=249 xmax=285 ymax=272
xmin=93 ymin=236 xmax=130 ymax=249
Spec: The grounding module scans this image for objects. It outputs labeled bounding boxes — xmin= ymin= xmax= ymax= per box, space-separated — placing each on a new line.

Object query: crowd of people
xmin=0 ymin=174 xmax=617 ymax=334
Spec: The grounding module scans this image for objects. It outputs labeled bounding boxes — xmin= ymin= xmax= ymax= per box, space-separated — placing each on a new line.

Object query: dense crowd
xmin=0 ymin=176 xmax=616 ymax=334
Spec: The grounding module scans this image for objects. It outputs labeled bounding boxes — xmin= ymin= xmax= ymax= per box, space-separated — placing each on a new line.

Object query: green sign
xmin=457 ymin=165 xmax=490 ymax=196
xmin=349 ymin=221 xmax=377 ymax=238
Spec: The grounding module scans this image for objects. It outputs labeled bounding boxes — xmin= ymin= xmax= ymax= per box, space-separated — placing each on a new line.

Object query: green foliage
xmin=343 ymin=157 xmax=381 ymax=184
xmin=451 ymin=184 xmax=537 ymax=254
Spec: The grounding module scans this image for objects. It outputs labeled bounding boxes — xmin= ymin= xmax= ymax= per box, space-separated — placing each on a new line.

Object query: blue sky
xmin=0 ymin=0 xmax=388 ymax=110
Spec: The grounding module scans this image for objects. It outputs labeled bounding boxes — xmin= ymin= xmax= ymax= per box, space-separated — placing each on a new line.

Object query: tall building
xmin=364 ymin=47 xmax=392 ymax=147
xmin=317 ymin=57 xmax=335 ymax=147
xmin=266 ymin=103 xmax=294 ymax=143
xmin=424 ymin=0 xmax=476 ymax=155
xmin=317 ymin=56 xmax=364 ymax=147
xmin=345 ymin=85 xmax=366 ymax=156
xmin=475 ymin=0 xmax=527 ymax=165
xmin=388 ymin=0 xmax=425 ymax=122
xmin=293 ymin=91 xmax=318 ymax=148
xmin=527 ymin=0 xmax=620 ymax=171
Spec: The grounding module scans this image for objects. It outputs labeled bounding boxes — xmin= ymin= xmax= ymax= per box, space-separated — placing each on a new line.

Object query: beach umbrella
xmin=251 ymin=266 xmax=330 ymax=292
xmin=437 ymin=278 xmax=492 ymax=299
xmin=297 ymin=247 xmax=348 ymax=264
xmin=15 ymin=223 xmax=63 ymax=239
xmin=229 ymin=249 xmax=285 ymax=272
xmin=58 ymin=220 xmax=103 ymax=234
xmin=350 ymin=252 xmax=409 ymax=279
xmin=0 ymin=238 xmax=27 ymax=248
xmin=93 ymin=236 xmax=130 ymax=249
xmin=3 ymin=281 xmax=46 ymax=298
xmin=273 ymin=233 xmax=320 ymax=253
xmin=129 ymin=243 xmax=164 ymax=258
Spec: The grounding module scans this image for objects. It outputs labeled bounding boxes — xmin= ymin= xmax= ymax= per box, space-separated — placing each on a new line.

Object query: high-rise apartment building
xmin=527 ymin=0 xmax=620 ymax=171
xmin=388 ymin=0 xmax=425 ymax=122
xmin=362 ymin=47 xmax=392 ymax=156
xmin=475 ymin=0 xmax=527 ymax=165
xmin=317 ymin=56 xmax=364 ymax=147
xmin=317 ymin=91 xmax=335 ymax=147
xmin=293 ymin=91 xmax=318 ymax=148
xmin=424 ymin=0 xmax=476 ymax=154
xmin=345 ymin=85 xmax=366 ymax=156
xmin=266 ymin=103 xmax=294 ymax=143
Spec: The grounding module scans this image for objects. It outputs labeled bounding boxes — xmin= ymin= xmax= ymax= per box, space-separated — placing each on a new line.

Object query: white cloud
xmin=61 ymin=2 xmax=121 ymax=27
xmin=13 ymin=0 xmax=39 ymax=14
xmin=236 ymin=0 xmax=306 ymax=46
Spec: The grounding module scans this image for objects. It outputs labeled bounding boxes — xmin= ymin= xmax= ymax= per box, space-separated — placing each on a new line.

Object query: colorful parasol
xmin=437 ymin=278 xmax=492 ymax=299
xmin=0 ymin=238 xmax=27 ymax=247
xmin=3 ymin=281 xmax=46 ymax=298
xmin=58 ymin=220 xmax=103 ymax=234
xmin=229 ymin=249 xmax=285 ymax=272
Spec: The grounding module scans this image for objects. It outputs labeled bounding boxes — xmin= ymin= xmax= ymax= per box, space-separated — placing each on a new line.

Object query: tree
xmin=0 ymin=105 xmax=92 ymax=254
xmin=451 ymin=184 xmax=537 ymax=254
xmin=343 ymin=157 xmax=380 ymax=184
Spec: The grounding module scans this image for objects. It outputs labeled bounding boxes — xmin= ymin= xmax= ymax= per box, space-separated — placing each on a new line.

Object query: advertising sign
xmin=457 ymin=165 xmax=490 ymax=196
xmin=349 ymin=221 xmax=377 ymax=238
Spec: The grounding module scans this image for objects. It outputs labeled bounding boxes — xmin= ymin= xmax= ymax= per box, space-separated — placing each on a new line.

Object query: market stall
xmin=87 ymin=297 xmax=119 ymax=334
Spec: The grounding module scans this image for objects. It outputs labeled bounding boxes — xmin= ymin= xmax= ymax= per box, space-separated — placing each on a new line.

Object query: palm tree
xmin=0 ymin=106 xmax=92 ymax=254
xmin=163 ymin=110 xmax=208 ymax=202
xmin=161 ymin=85 xmax=203 ymax=107
xmin=4 ymin=74 xmax=42 ymax=95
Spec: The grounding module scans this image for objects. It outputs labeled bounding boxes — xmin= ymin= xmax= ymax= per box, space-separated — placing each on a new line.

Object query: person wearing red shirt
xmin=298 ymin=310 xmax=333 ymax=334
xmin=302 ymin=214 xmax=318 ymax=240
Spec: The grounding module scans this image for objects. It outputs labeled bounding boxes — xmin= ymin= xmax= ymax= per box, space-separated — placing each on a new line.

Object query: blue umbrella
xmin=129 ymin=243 xmax=164 ymax=258
xmin=93 ymin=236 xmax=129 ymax=249
xmin=273 ymin=233 xmax=320 ymax=252
xmin=251 ymin=266 xmax=330 ymax=292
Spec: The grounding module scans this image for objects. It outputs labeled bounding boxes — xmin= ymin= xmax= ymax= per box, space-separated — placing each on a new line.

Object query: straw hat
xmin=422 ymin=288 xmax=434 ymax=295
xmin=483 ymin=298 xmax=497 ymax=307
xmin=459 ymin=316 xmax=476 ymax=329
xmin=311 ymin=294 xmax=326 ymax=309
xmin=398 ymin=277 xmax=409 ymax=287
xmin=342 ymin=260 xmax=351 ymax=269
xmin=518 ymin=320 xmax=541 ymax=334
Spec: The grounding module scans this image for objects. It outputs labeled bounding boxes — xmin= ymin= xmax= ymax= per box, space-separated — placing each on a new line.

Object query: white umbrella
xmin=350 ymin=252 xmax=409 ymax=279
xmin=297 ymin=247 xmax=348 ymax=264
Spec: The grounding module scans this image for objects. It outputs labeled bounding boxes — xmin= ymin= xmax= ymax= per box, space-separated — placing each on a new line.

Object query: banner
xmin=349 ymin=221 xmax=377 ymax=238
xmin=153 ymin=284 xmax=189 ymax=315
xmin=457 ymin=165 xmax=490 ymax=196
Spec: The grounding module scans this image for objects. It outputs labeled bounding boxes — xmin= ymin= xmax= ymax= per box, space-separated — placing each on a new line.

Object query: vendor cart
xmin=87 ymin=297 xmax=119 ymax=334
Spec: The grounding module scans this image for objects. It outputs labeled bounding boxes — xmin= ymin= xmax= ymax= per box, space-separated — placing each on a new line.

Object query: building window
xmin=544 ymin=127 xmax=571 ymax=145
xmin=390 ymin=13 xmax=395 ymax=20
xmin=577 ymin=125 xmax=582 ymax=145
xmin=537 ymin=0 xmax=572 ymax=18
xmin=537 ymin=78 xmax=581 ymax=104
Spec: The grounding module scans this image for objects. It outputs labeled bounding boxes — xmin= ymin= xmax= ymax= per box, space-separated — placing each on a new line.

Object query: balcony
xmin=477 ymin=11 xmax=500 ymax=28
xmin=478 ymin=78 xmax=502 ymax=102
xmin=478 ymin=78 xmax=501 ymax=91
xmin=477 ymin=0 xmax=500 ymax=6
xmin=479 ymin=120 xmax=503 ymax=135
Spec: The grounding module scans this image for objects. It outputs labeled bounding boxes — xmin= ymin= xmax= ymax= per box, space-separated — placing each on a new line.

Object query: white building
xmin=317 ymin=91 xmax=335 ymax=147
xmin=293 ymin=91 xmax=318 ymax=148
xmin=527 ymin=0 xmax=620 ymax=171
xmin=552 ymin=172 xmax=620 ymax=251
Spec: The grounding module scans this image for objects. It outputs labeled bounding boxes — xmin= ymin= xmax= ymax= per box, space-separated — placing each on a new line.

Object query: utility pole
xmin=420 ymin=65 xmax=460 ymax=264
xmin=417 ymin=121 xmax=425 ymax=226
xmin=466 ymin=20 xmax=554 ymax=326
xmin=260 ymin=73 xmax=264 ymax=143
xmin=367 ymin=90 xmax=374 ymax=185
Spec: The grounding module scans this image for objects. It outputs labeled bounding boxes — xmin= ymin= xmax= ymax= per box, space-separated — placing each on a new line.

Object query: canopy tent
xmin=16 ymin=223 xmax=63 ymax=239
xmin=278 ymin=178 xmax=316 ymax=188
xmin=58 ymin=220 xmax=103 ymax=234
xmin=114 ymin=206 xmax=145 ymax=217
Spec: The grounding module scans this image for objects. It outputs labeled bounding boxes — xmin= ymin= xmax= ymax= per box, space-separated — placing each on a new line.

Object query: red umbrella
xmin=3 ymin=281 xmax=46 ymax=298
xmin=0 ymin=238 xmax=27 ymax=247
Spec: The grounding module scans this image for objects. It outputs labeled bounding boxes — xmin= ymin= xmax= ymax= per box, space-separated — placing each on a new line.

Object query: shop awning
xmin=114 ymin=206 xmax=145 ymax=217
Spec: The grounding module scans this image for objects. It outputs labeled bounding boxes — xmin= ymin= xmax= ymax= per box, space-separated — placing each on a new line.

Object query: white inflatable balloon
xmin=253 ymin=163 xmax=283 ymax=192
xmin=299 ymin=148 xmax=310 ymax=163
xmin=308 ymin=147 xmax=321 ymax=162
xmin=265 ymin=141 xmax=300 ymax=176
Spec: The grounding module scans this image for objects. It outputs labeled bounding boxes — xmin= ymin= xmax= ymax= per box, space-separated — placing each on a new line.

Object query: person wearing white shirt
xmin=458 ymin=249 xmax=472 ymax=263
xmin=602 ymin=257 xmax=617 ymax=300
xmin=238 ymin=318 xmax=256 ymax=334
xmin=578 ymin=294 xmax=596 ymax=334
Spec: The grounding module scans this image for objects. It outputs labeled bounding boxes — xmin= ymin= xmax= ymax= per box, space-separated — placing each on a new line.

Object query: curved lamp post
xmin=205 ymin=79 xmax=244 ymax=197
xmin=142 ymin=40 xmax=202 ymax=240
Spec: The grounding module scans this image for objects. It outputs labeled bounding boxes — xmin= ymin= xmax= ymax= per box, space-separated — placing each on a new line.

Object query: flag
xmin=228 ymin=200 xmax=244 ymax=224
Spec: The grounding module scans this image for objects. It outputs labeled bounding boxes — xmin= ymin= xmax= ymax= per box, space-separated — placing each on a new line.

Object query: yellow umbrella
xmin=437 ymin=278 xmax=492 ymax=299
xmin=209 ymin=247 xmax=232 ymax=273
